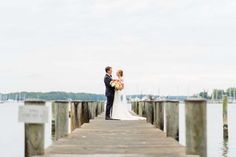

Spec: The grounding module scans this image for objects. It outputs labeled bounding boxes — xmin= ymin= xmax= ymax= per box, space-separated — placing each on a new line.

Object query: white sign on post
xmin=18 ymin=105 xmax=49 ymax=124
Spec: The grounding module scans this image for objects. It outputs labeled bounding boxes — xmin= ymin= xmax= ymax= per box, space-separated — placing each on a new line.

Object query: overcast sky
xmin=1 ymin=0 xmax=236 ymax=95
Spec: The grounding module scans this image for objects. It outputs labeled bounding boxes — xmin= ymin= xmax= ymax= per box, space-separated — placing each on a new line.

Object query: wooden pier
xmin=36 ymin=113 xmax=197 ymax=157
xmin=22 ymin=100 xmax=206 ymax=157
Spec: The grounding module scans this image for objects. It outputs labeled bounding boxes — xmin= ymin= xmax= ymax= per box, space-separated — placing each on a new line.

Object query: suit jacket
xmin=104 ymin=74 xmax=115 ymax=97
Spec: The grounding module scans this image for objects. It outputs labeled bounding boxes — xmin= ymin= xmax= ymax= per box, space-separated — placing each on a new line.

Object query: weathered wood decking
xmin=36 ymin=113 xmax=198 ymax=157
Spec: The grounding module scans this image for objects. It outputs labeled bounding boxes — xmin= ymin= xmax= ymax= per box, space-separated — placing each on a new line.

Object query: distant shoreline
xmin=0 ymin=91 xmax=189 ymax=101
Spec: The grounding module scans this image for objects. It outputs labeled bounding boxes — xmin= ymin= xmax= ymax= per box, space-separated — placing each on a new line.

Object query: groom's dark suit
xmin=104 ymin=74 xmax=115 ymax=119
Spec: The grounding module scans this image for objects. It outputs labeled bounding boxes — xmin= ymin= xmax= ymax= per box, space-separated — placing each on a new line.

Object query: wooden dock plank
xmin=36 ymin=114 xmax=198 ymax=157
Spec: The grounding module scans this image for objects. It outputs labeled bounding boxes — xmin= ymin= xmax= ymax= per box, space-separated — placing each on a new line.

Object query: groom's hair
xmin=105 ymin=66 xmax=112 ymax=73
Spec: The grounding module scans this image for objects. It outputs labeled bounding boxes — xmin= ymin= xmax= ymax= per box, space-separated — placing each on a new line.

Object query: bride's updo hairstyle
xmin=117 ymin=69 xmax=123 ymax=77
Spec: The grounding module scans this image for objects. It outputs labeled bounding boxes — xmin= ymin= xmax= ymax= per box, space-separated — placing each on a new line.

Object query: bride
xmin=111 ymin=69 xmax=146 ymax=120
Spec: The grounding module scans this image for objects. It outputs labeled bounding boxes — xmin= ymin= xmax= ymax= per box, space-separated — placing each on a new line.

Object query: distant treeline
xmin=0 ymin=92 xmax=151 ymax=101
xmin=0 ymin=92 xmax=106 ymax=101
xmin=0 ymin=91 xmax=190 ymax=102
xmin=197 ymin=87 xmax=236 ymax=100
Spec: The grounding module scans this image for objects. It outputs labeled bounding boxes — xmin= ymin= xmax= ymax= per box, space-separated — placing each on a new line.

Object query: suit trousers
xmin=106 ymin=94 xmax=114 ymax=118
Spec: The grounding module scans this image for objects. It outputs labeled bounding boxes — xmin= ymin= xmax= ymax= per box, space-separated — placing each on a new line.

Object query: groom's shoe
xmin=105 ymin=116 xmax=112 ymax=120
xmin=106 ymin=117 xmax=120 ymax=120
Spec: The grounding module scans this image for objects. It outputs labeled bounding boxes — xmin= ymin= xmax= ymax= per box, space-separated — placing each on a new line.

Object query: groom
xmin=104 ymin=66 xmax=115 ymax=120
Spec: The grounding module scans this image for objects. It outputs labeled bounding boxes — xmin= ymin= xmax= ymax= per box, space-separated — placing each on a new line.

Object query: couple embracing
xmin=104 ymin=66 xmax=145 ymax=121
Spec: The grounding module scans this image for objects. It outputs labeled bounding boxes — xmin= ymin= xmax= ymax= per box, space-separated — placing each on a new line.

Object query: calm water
xmin=178 ymin=103 xmax=236 ymax=157
xmin=0 ymin=102 xmax=236 ymax=157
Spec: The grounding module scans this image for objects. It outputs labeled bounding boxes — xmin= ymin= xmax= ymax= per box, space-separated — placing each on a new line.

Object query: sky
xmin=1 ymin=0 xmax=236 ymax=95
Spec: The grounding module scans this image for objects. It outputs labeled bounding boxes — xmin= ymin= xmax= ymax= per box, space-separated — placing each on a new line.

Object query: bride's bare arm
xmin=120 ymin=79 xmax=124 ymax=89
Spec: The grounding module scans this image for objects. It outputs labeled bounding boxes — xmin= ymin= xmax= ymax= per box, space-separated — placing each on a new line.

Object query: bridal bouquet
xmin=110 ymin=80 xmax=123 ymax=90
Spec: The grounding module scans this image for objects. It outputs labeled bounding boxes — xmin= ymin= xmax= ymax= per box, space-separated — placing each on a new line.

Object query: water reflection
xmin=222 ymin=139 xmax=229 ymax=157
xmin=179 ymin=103 xmax=236 ymax=157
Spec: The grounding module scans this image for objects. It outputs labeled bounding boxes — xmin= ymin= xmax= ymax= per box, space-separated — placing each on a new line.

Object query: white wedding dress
xmin=111 ymin=79 xmax=146 ymax=120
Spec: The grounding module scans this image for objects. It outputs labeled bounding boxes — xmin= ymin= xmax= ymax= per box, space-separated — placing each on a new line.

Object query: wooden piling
xmin=81 ymin=101 xmax=90 ymax=124
xmin=53 ymin=101 xmax=69 ymax=141
xmin=185 ymin=99 xmax=207 ymax=157
xmin=135 ymin=101 xmax=139 ymax=114
xmin=153 ymin=101 xmax=164 ymax=131
xmin=71 ymin=101 xmax=104 ymax=132
xmin=97 ymin=102 xmax=101 ymax=115
xmin=165 ymin=100 xmax=179 ymax=141
xmin=94 ymin=102 xmax=98 ymax=117
xmin=70 ymin=101 xmax=79 ymax=131
xmin=88 ymin=101 xmax=96 ymax=119
xmin=70 ymin=102 xmax=75 ymax=132
xmin=131 ymin=101 xmax=135 ymax=112
xmin=223 ymin=95 xmax=228 ymax=139
xmin=93 ymin=101 xmax=97 ymax=118
xmin=51 ymin=102 xmax=56 ymax=137
xmin=100 ymin=102 xmax=105 ymax=114
xmin=144 ymin=101 xmax=154 ymax=124
xmin=131 ymin=101 xmax=136 ymax=114
xmin=101 ymin=102 xmax=104 ymax=113
xmin=136 ymin=101 xmax=139 ymax=114
xmin=137 ymin=101 xmax=145 ymax=117
xmin=97 ymin=102 xmax=103 ymax=115
xmin=24 ymin=100 xmax=46 ymax=157
xmin=131 ymin=101 xmax=139 ymax=115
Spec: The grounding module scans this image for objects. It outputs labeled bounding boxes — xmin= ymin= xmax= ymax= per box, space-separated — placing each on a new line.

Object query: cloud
xmin=0 ymin=0 xmax=236 ymax=95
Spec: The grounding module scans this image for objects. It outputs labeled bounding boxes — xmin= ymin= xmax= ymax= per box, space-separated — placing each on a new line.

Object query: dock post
xmin=53 ymin=101 xmax=69 ymax=141
xmin=101 ymin=101 xmax=104 ymax=113
xmin=132 ymin=101 xmax=139 ymax=115
xmin=94 ymin=102 xmax=98 ymax=117
xmin=223 ymin=95 xmax=228 ymax=139
xmin=70 ymin=101 xmax=82 ymax=131
xmin=97 ymin=101 xmax=103 ymax=115
xmin=144 ymin=101 xmax=154 ymax=124
xmin=185 ymin=99 xmax=207 ymax=157
xmin=81 ymin=101 xmax=90 ymax=124
xmin=70 ymin=101 xmax=76 ymax=132
xmin=93 ymin=101 xmax=99 ymax=117
xmin=88 ymin=101 xmax=96 ymax=119
xmin=137 ymin=101 xmax=141 ymax=116
xmin=131 ymin=101 xmax=137 ymax=114
xmin=97 ymin=102 xmax=101 ymax=115
xmin=24 ymin=100 xmax=46 ymax=157
xmin=138 ymin=101 xmax=146 ymax=117
xmin=136 ymin=101 xmax=139 ymax=114
xmin=153 ymin=101 xmax=164 ymax=130
xmin=131 ymin=101 xmax=135 ymax=113
xmin=165 ymin=100 xmax=179 ymax=141
xmin=76 ymin=101 xmax=83 ymax=126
